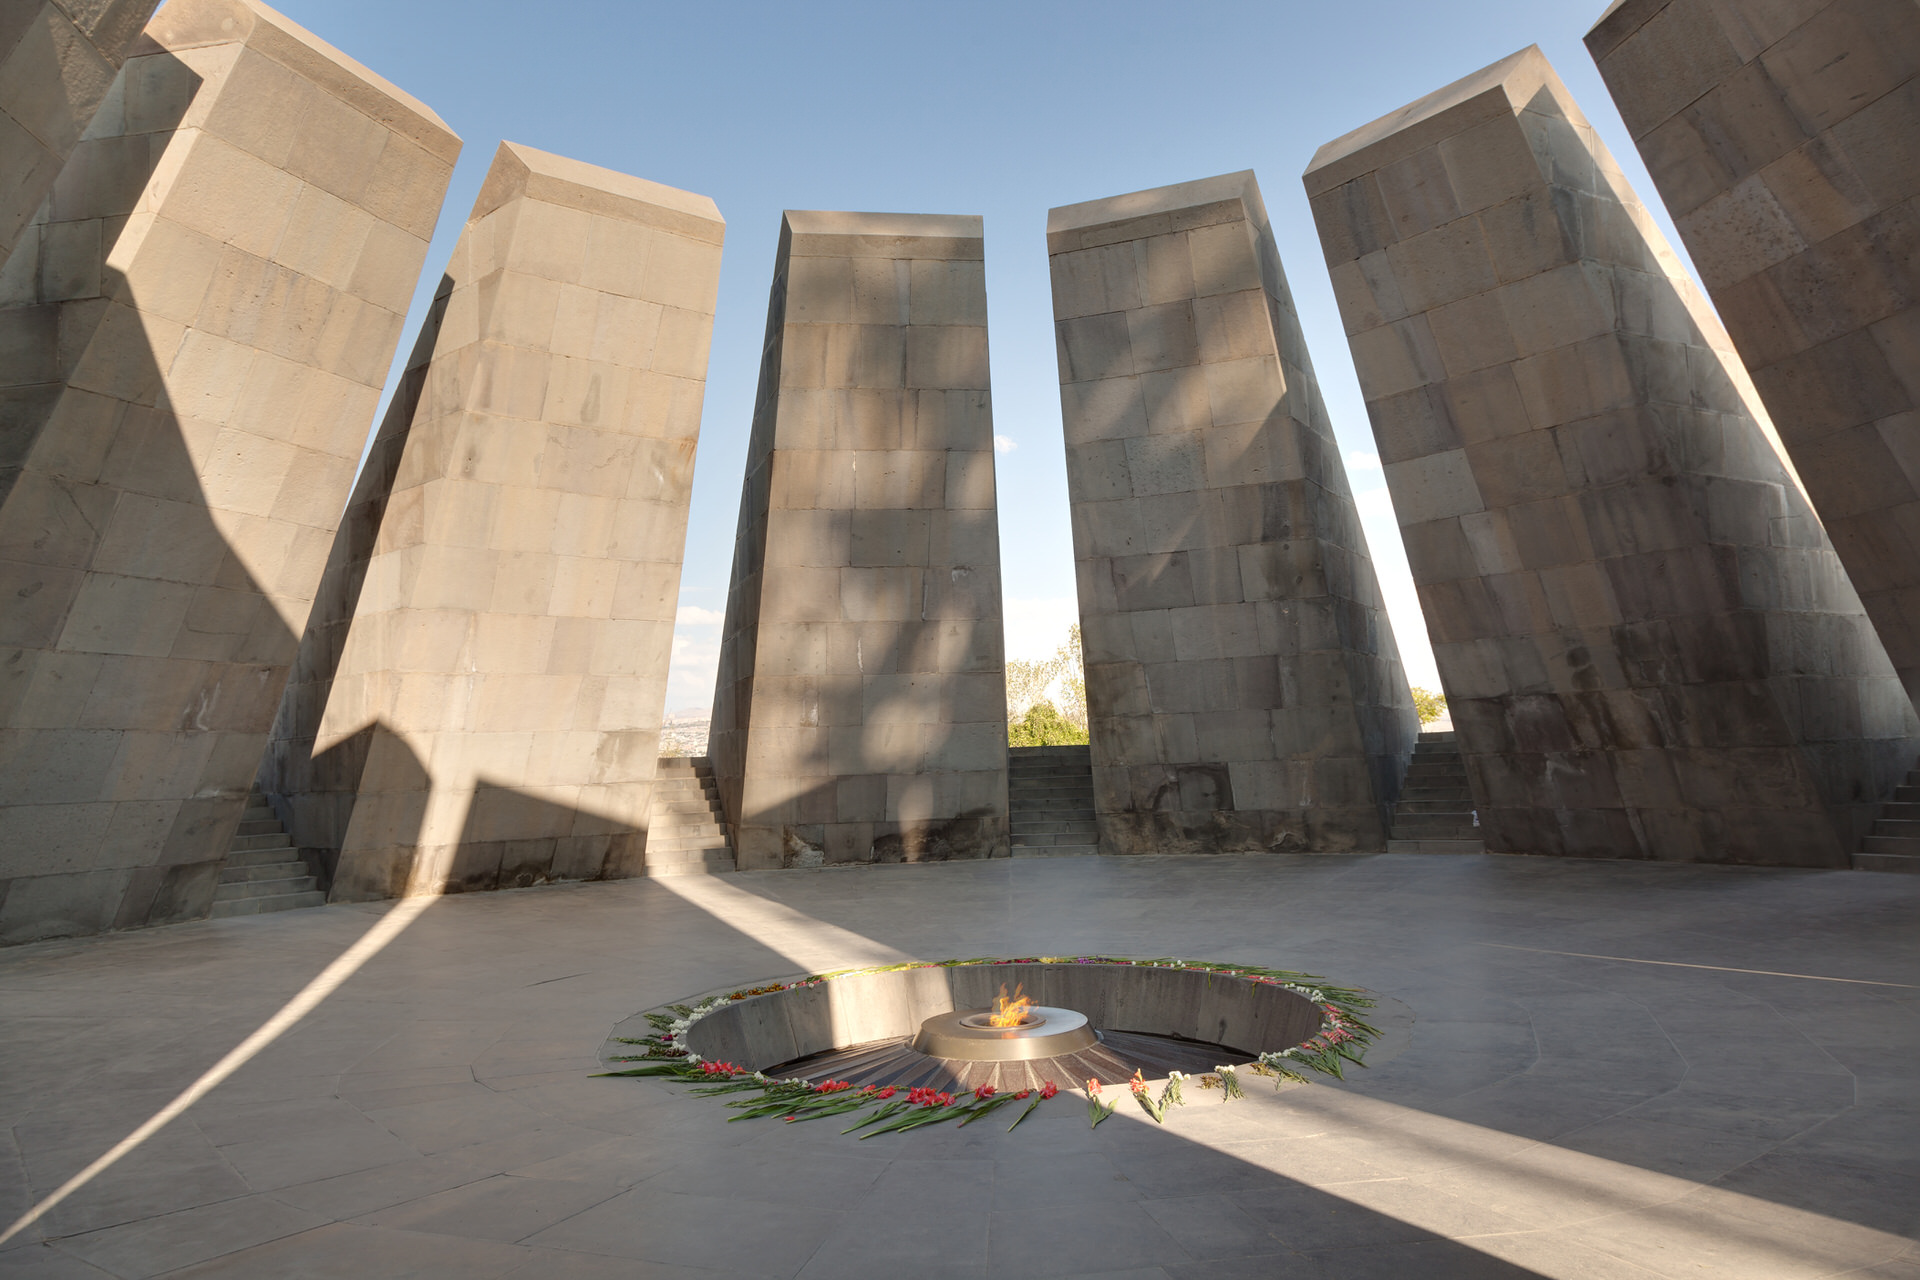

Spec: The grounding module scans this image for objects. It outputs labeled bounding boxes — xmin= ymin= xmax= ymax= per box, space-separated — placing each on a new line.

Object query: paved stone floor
xmin=0 ymin=853 xmax=1916 ymax=1278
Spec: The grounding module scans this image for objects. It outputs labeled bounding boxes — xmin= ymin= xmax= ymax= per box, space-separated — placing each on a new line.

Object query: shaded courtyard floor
xmin=1 ymin=852 xmax=1917 ymax=1278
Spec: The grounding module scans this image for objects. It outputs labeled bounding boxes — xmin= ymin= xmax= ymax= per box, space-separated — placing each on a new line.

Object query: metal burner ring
xmin=911 ymin=1005 xmax=1099 ymax=1061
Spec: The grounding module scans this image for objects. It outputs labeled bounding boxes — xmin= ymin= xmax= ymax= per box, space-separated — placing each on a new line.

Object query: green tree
xmin=1008 ymin=700 xmax=1089 ymax=747
xmin=1410 ymin=687 xmax=1447 ymax=725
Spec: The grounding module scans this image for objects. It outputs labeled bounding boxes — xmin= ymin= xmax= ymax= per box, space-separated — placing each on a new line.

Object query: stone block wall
xmin=264 ymin=142 xmax=723 ymax=900
xmin=0 ymin=0 xmax=159 ymax=268
xmin=0 ymin=0 xmax=456 ymax=943
xmin=1047 ymin=172 xmax=1418 ymax=854
xmin=1588 ymin=0 xmax=1920 ymax=712
xmin=709 ymin=211 xmax=1009 ymax=869
xmin=1303 ymin=45 xmax=1920 ymax=866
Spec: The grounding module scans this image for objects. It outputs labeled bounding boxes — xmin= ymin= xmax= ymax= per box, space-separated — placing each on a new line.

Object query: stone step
xmin=241 ymin=805 xmax=276 ymax=821
xmin=648 ymin=802 xmax=718 ymax=821
xmin=1394 ymin=799 xmax=1476 ymax=814
xmin=644 ymin=851 xmax=736 ymax=876
xmin=1010 ymin=843 xmax=1099 ymax=858
xmin=1405 ymin=763 xmax=1467 ymax=777
xmin=1008 ymin=772 xmax=1095 ymax=785
xmin=212 ymin=875 xmax=317 ymax=901
xmin=1854 ymin=850 xmax=1920 ymax=873
xmin=229 ymin=832 xmax=291 ymax=852
xmin=651 ymin=777 xmax=717 ymax=793
xmin=219 ymin=861 xmax=309 ymax=884
xmin=1009 ymin=820 xmax=1098 ymax=837
xmin=1391 ymin=826 xmax=1478 ymax=841
xmin=236 ymin=819 xmax=282 ymax=837
xmin=648 ymin=825 xmax=729 ymax=844
xmin=1877 ymin=802 xmax=1920 ymax=820
xmin=648 ymin=844 xmax=733 ymax=861
xmin=1010 ymin=830 xmax=1099 ymax=847
xmin=1388 ymin=838 xmax=1484 ymax=855
xmin=648 ymin=834 xmax=732 ymax=854
xmin=1871 ymin=819 xmax=1920 ymax=838
xmin=1416 ymin=731 xmax=1457 ymax=743
xmin=227 ymin=846 xmax=299 ymax=868
xmin=1860 ymin=834 xmax=1920 ymax=858
xmin=209 ymin=890 xmax=328 ymax=918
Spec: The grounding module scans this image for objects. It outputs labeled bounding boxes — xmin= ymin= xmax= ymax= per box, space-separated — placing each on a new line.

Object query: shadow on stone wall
xmin=259 ymin=279 xmax=451 ymax=887
xmin=0 ymin=52 xmax=304 ymax=944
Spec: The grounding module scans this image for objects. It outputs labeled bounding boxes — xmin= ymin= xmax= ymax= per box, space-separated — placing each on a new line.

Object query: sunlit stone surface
xmin=1304 ymin=46 xmax=1920 ymax=866
xmin=1588 ymin=0 xmax=1920 ymax=713
xmin=709 ymin=211 xmax=1010 ymax=870
xmin=263 ymin=142 xmax=723 ymax=901
xmin=1048 ymin=172 xmax=1419 ymax=856
xmin=0 ymin=0 xmax=457 ymax=943
xmin=0 ymin=0 xmax=159 ymax=268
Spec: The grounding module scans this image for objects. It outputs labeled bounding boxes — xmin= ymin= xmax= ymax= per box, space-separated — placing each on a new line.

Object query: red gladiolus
xmin=877 ymin=1086 xmax=896 ymax=1099
xmin=1013 ymin=1090 xmax=1032 ymax=1100
xmin=1086 ymin=1078 xmax=1102 ymax=1096
xmin=974 ymin=1084 xmax=996 ymax=1100
xmin=1040 ymin=1082 xmax=1058 ymax=1099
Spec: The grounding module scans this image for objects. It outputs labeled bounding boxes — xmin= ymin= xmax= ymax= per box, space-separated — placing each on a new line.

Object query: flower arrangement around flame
xmin=597 ymin=956 xmax=1377 ymax=1137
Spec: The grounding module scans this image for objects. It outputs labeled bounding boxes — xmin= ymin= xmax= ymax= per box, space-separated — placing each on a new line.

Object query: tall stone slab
xmin=710 ymin=211 xmax=1009 ymax=869
xmin=1303 ymin=46 xmax=1920 ymax=866
xmin=0 ymin=0 xmax=457 ymax=943
xmin=1587 ymin=0 xmax=1920 ymax=711
xmin=264 ymin=142 xmax=723 ymax=901
xmin=0 ymin=0 xmax=160 ymax=268
xmin=1047 ymin=172 xmax=1418 ymax=855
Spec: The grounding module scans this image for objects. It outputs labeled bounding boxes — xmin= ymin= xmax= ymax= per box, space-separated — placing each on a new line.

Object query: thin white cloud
xmin=1347 ymin=449 xmax=1381 ymax=471
xmin=675 ymin=604 xmax=725 ymax=625
xmin=993 ymin=434 xmax=1018 ymax=454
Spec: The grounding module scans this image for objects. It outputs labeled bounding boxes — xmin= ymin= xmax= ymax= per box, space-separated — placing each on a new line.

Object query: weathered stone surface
xmin=1588 ymin=0 xmax=1920 ymax=714
xmin=0 ymin=0 xmax=159 ymax=269
xmin=709 ymin=211 xmax=1009 ymax=870
xmin=1304 ymin=46 xmax=1920 ymax=867
xmin=262 ymin=142 xmax=722 ymax=901
xmin=0 ymin=0 xmax=456 ymax=944
xmin=1047 ymin=172 xmax=1419 ymax=855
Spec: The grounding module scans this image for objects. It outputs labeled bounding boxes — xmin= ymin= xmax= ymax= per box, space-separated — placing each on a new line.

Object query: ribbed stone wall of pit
xmin=681 ymin=963 xmax=1323 ymax=1071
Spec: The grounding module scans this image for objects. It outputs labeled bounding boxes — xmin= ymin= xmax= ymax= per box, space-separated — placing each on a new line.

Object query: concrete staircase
xmin=1387 ymin=731 xmax=1485 ymax=854
xmin=1008 ymin=745 xmax=1099 ymax=856
xmin=647 ymin=757 xmax=735 ymax=876
xmin=1856 ymin=759 xmax=1920 ymax=873
xmin=209 ymin=793 xmax=326 ymax=917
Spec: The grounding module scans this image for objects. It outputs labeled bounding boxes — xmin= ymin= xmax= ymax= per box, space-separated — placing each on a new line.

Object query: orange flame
xmin=988 ymin=983 xmax=1033 ymax=1027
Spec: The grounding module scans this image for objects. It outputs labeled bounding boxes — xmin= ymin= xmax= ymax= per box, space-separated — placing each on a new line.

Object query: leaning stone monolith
xmin=1047 ymin=172 xmax=1418 ymax=854
xmin=1587 ymin=0 xmax=1920 ymax=712
xmin=0 ymin=0 xmax=457 ymax=943
xmin=710 ymin=211 xmax=1009 ymax=869
xmin=264 ymin=142 xmax=723 ymax=900
xmin=0 ymin=0 xmax=160 ymax=268
xmin=1303 ymin=45 xmax=1920 ymax=866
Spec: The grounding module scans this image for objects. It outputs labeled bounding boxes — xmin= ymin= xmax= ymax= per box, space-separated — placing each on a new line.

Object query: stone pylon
xmin=0 ymin=0 xmax=457 ymax=943
xmin=265 ymin=142 xmax=724 ymax=901
xmin=1046 ymin=172 xmax=1418 ymax=854
xmin=0 ymin=0 xmax=160 ymax=268
xmin=710 ymin=211 xmax=1009 ymax=869
xmin=1303 ymin=46 xmax=1920 ymax=866
xmin=1587 ymin=0 xmax=1920 ymax=712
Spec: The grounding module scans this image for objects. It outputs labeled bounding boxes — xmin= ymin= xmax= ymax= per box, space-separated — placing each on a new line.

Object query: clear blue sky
xmin=264 ymin=0 xmax=1696 ymax=713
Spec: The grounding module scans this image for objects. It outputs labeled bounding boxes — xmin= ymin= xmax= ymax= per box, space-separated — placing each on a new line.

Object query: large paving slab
xmin=1303 ymin=46 xmax=1920 ymax=867
xmin=0 ymin=0 xmax=458 ymax=944
xmin=1047 ymin=171 xmax=1419 ymax=856
xmin=709 ymin=211 xmax=1009 ymax=871
xmin=0 ymin=854 xmax=1913 ymax=1276
xmin=1587 ymin=0 xmax=1920 ymax=713
xmin=263 ymin=142 xmax=723 ymax=901
xmin=0 ymin=0 xmax=159 ymax=270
